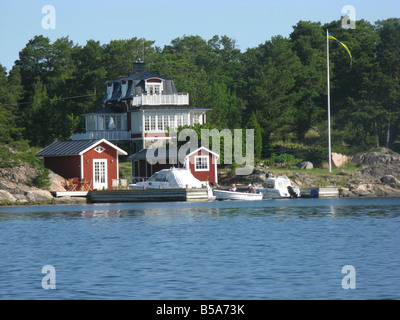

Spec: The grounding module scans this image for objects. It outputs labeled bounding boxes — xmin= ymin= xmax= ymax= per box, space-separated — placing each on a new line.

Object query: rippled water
xmin=0 ymin=197 xmax=399 ymax=299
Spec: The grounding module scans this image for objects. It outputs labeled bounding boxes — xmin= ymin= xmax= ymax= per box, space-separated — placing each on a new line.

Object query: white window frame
xmin=194 ymin=155 xmax=209 ymax=171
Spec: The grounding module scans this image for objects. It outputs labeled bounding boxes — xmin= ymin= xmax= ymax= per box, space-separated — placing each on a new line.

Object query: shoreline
xmin=2 ymin=149 xmax=400 ymax=206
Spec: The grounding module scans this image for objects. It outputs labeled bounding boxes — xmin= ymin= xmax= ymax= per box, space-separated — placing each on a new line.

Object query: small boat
xmin=256 ymin=175 xmax=300 ymax=199
xmin=213 ymin=189 xmax=263 ymax=201
xmin=129 ymin=168 xmax=215 ymax=200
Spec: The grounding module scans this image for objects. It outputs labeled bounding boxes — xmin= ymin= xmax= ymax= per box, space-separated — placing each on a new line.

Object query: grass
xmin=119 ymin=161 xmax=132 ymax=180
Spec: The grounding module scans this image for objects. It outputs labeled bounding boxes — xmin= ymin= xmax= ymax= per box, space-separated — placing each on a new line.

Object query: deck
xmin=300 ymin=187 xmax=339 ymax=198
xmin=88 ymin=188 xmax=209 ymax=203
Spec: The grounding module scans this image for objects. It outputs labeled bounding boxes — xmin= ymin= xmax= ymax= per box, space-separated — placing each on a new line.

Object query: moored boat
xmin=256 ymin=175 xmax=300 ymax=199
xmin=213 ymin=189 xmax=263 ymax=201
xmin=128 ymin=168 xmax=215 ymax=200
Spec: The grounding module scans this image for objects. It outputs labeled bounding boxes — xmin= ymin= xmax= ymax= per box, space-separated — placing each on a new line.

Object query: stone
xmin=25 ymin=190 xmax=54 ymax=202
xmin=380 ymin=175 xmax=400 ymax=188
xmin=49 ymin=171 xmax=68 ymax=192
xmin=331 ymin=152 xmax=349 ymax=168
xmin=297 ymin=161 xmax=313 ymax=170
xmin=352 ymin=148 xmax=400 ymax=166
xmin=0 ymin=190 xmax=17 ymax=202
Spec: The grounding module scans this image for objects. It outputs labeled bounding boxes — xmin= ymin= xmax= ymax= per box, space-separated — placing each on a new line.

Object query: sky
xmin=0 ymin=0 xmax=398 ymax=73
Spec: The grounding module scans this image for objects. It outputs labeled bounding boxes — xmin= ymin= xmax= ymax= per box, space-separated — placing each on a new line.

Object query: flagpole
xmin=327 ymin=29 xmax=332 ymax=172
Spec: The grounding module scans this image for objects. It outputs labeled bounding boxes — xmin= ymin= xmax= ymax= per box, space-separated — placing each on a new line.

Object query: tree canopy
xmin=1 ymin=18 xmax=399 ymax=155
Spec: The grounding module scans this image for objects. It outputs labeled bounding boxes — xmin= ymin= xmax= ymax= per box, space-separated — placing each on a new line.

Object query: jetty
xmin=88 ymin=188 xmax=209 ymax=203
xmin=300 ymin=186 xmax=339 ymax=198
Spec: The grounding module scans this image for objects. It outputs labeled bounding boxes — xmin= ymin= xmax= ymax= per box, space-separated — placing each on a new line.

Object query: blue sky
xmin=0 ymin=0 xmax=398 ymax=72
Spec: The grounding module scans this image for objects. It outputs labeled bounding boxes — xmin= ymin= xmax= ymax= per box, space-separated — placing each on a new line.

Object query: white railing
xmin=72 ymin=130 xmax=131 ymax=141
xmin=131 ymin=93 xmax=189 ymax=106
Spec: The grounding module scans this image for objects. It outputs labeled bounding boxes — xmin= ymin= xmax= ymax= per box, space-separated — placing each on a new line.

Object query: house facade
xmin=72 ymin=60 xmax=210 ymax=152
xmin=36 ymin=139 xmax=128 ymax=190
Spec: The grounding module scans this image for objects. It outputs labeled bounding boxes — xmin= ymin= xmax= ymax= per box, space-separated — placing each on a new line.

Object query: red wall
xmin=82 ymin=141 xmax=118 ymax=190
xmin=44 ymin=155 xmax=81 ymax=180
xmin=188 ymin=150 xmax=217 ymax=183
xmin=42 ymin=142 xmax=119 ymax=190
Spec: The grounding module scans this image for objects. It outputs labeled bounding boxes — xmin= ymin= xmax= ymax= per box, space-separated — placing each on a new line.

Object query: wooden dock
xmin=300 ymin=187 xmax=339 ymax=198
xmin=88 ymin=188 xmax=209 ymax=203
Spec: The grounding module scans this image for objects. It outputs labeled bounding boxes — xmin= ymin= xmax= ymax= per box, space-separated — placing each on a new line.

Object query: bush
xmin=275 ymin=153 xmax=296 ymax=163
xmin=306 ymin=146 xmax=328 ymax=166
xmin=30 ymin=167 xmax=51 ymax=189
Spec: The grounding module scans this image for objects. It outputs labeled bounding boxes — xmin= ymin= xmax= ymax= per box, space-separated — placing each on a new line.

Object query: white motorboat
xmin=256 ymin=175 xmax=300 ymax=199
xmin=129 ymin=168 xmax=215 ymax=200
xmin=213 ymin=189 xmax=263 ymax=201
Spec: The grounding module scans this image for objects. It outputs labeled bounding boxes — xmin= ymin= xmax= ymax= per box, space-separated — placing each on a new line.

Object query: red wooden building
xmin=128 ymin=146 xmax=219 ymax=184
xmin=36 ymin=139 xmax=127 ymax=190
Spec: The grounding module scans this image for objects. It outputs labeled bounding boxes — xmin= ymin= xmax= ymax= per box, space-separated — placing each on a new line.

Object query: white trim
xmin=78 ymin=139 xmax=127 ymax=156
xmin=186 ymin=146 xmax=220 ymax=159
xmin=143 ymin=136 xmax=171 ymax=140
xmin=214 ymin=160 xmax=218 ymax=184
xmin=116 ymin=149 xmax=119 ymax=180
xmin=194 ymin=155 xmax=209 ymax=171
xmin=80 ymin=154 xmax=84 ymax=180
xmin=93 ymin=159 xmax=108 ymax=190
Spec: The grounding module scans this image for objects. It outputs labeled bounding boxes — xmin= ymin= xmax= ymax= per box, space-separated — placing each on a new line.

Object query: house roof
xmin=102 ymin=63 xmax=179 ymax=103
xmin=128 ymin=146 xmax=219 ymax=161
xmin=36 ymin=139 xmax=128 ymax=157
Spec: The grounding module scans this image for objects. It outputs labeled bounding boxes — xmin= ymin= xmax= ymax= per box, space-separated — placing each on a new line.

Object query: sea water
xmin=0 ymin=197 xmax=399 ymax=300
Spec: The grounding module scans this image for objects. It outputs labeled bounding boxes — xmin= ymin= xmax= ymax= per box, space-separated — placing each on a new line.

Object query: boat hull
xmin=213 ymin=189 xmax=263 ymax=201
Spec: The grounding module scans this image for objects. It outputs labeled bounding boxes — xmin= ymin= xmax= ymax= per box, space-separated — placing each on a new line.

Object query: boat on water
xmin=256 ymin=175 xmax=300 ymax=199
xmin=213 ymin=189 xmax=263 ymax=201
xmin=129 ymin=168 xmax=215 ymax=200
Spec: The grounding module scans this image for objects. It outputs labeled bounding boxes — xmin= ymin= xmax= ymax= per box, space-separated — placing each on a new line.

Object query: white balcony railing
xmin=72 ymin=130 xmax=131 ymax=141
xmin=131 ymin=93 xmax=189 ymax=106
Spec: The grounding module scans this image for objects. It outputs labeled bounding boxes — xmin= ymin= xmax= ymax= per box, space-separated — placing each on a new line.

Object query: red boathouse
xmin=36 ymin=139 xmax=128 ymax=190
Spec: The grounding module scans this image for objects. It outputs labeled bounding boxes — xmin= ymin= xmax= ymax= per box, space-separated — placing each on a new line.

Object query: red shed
xmin=185 ymin=147 xmax=219 ymax=184
xmin=36 ymin=139 xmax=128 ymax=190
xmin=128 ymin=146 xmax=219 ymax=184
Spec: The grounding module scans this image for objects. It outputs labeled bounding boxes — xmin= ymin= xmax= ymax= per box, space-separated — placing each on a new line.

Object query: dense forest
xmin=0 ymin=18 xmax=399 ymax=164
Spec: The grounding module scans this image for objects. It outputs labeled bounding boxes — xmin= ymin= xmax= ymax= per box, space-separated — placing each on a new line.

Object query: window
xmin=192 ymin=114 xmax=200 ymax=125
xmin=150 ymin=116 xmax=156 ymax=131
xmin=95 ymin=146 xmax=105 ymax=153
xmin=147 ymin=84 xmax=161 ymax=95
xmin=169 ymin=115 xmax=176 ymax=128
xmin=146 ymin=79 xmax=163 ymax=95
xmin=86 ymin=116 xmax=95 ymax=131
xmin=144 ymin=115 xmax=150 ymax=131
xmin=177 ymin=113 xmax=188 ymax=127
xmin=158 ymin=115 xmax=165 ymax=131
xmin=194 ymin=156 xmax=209 ymax=171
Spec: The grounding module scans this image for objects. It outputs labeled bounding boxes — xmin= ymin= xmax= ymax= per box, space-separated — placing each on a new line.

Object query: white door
xmin=93 ymin=159 xmax=107 ymax=190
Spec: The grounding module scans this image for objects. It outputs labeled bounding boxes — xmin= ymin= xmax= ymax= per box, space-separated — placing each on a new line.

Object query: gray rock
xmin=297 ymin=161 xmax=313 ymax=170
xmin=380 ymin=175 xmax=400 ymax=188
xmin=25 ymin=190 xmax=53 ymax=202
xmin=0 ymin=190 xmax=17 ymax=202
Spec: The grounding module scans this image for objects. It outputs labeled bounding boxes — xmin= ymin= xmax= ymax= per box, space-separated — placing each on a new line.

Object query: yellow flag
xmin=329 ymin=33 xmax=352 ymax=66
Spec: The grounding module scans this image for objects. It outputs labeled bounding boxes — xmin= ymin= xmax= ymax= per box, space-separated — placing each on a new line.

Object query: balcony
xmin=72 ymin=130 xmax=131 ymax=141
xmin=131 ymin=93 xmax=189 ymax=106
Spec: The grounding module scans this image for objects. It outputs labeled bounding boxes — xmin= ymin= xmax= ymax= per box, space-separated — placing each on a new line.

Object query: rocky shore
xmin=0 ymin=163 xmax=87 ymax=205
xmin=218 ymin=148 xmax=400 ymax=198
xmin=1 ymin=148 xmax=399 ymax=205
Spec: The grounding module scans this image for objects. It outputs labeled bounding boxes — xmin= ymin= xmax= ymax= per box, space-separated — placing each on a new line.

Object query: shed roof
xmin=36 ymin=139 xmax=128 ymax=157
xmin=128 ymin=146 xmax=219 ymax=161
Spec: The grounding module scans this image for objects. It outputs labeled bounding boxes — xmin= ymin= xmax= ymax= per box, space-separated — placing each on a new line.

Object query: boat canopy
xmin=146 ymin=168 xmax=205 ymax=188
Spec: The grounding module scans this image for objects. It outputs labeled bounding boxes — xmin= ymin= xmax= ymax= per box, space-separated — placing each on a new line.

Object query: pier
xmin=88 ymin=188 xmax=209 ymax=203
xmin=300 ymin=187 xmax=339 ymax=198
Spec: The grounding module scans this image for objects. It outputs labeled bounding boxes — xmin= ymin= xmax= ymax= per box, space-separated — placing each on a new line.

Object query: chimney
xmin=133 ymin=59 xmax=145 ymax=74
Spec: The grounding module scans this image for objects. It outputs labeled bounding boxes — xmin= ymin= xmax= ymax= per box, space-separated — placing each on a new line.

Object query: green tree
xmin=245 ymin=112 xmax=262 ymax=160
